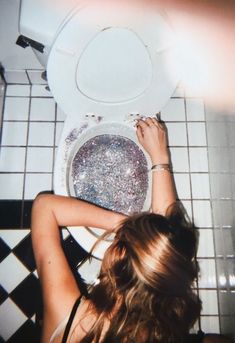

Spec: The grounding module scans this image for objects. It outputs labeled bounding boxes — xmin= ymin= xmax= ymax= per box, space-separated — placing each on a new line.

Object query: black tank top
xmin=61 ymin=296 xmax=82 ymax=343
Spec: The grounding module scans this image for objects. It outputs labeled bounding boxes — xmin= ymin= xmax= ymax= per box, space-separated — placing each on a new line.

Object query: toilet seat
xmin=47 ymin=3 xmax=178 ymax=119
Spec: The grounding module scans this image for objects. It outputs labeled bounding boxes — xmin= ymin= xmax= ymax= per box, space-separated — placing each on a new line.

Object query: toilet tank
xmin=19 ymin=0 xmax=81 ymax=66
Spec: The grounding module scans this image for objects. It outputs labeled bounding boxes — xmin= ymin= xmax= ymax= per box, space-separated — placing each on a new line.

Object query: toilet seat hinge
xmin=85 ymin=113 xmax=103 ymax=123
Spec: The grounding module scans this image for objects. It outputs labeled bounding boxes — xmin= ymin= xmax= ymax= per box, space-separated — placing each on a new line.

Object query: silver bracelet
xmin=151 ymin=163 xmax=171 ymax=172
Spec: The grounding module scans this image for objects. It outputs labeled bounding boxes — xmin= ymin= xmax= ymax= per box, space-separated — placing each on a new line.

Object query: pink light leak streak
xmin=168 ymin=7 xmax=235 ymax=110
xmin=148 ymin=0 xmax=235 ymax=110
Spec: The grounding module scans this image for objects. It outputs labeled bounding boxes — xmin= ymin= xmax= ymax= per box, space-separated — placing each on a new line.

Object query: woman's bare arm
xmin=136 ymin=118 xmax=176 ymax=215
xmin=31 ymin=194 xmax=126 ymax=342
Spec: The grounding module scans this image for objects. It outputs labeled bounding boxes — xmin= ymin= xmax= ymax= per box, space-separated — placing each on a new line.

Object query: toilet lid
xmin=47 ymin=1 xmax=179 ymax=119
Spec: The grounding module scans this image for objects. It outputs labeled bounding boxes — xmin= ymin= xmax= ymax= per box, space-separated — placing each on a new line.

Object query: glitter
xmin=65 ymin=124 xmax=89 ymax=145
xmin=71 ymin=134 xmax=148 ymax=215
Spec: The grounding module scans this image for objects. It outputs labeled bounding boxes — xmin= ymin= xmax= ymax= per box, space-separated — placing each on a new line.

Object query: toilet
xmin=19 ymin=0 xmax=179 ymax=275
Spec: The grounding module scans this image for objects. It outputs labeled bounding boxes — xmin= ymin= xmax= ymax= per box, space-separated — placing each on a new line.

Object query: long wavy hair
xmin=79 ymin=204 xmax=201 ymax=343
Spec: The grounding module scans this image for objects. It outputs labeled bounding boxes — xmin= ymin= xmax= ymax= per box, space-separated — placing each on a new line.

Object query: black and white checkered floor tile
xmin=0 ymin=230 xmax=88 ymax=342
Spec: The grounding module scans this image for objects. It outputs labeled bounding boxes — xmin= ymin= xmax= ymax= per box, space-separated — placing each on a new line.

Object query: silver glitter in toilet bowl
xmin=71 ymin=134 xmax=149 ymax=215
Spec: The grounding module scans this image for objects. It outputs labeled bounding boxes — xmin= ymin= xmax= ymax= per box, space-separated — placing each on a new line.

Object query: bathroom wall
xmin=205 ymin=105 xmax=235 ymax=339
xmin=0 ymin=70 xmax=222 ymax=341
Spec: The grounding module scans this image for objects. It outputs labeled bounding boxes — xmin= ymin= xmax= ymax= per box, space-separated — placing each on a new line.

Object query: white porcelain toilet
xmin=19 ymin=0 xmax=179 ymax=280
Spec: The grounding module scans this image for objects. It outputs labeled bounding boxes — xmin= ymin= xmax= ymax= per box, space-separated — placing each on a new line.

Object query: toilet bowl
xmin=19 ymin=0 xmax=179 ymax=265
xmin=55 ymin=116 xmax=152 ymax=258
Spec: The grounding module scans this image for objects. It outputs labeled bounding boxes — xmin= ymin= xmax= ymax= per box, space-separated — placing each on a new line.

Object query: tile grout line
xmin=51 ymin=102 xmax=58 ymax=191
xmin=20 ymin=85 xmax=32 ymax=228
xmin=0 ymin=75 xmax=7 ymax=147
xmin=204 ymin=102 xmax=223 ymax=332
xmin=183 ymin=95 xmax=202 ymax=331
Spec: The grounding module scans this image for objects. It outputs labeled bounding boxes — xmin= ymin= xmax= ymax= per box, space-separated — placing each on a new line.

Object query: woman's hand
xmin=136 ymin=117 xmax=170 ymax=165
xmin=136 ymin=117 xmax=176 ymax=214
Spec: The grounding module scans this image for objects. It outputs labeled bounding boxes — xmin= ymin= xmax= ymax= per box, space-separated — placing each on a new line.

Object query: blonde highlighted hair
xmin=80 ymin=204 xmax=201 ymax=343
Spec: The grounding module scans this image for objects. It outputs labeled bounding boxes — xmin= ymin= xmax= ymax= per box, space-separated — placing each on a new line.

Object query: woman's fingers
xmin=136 ymin=119 xmax=149 ymax=130
xmin=137 ymin=118 xmax=163 ymax=134
xmin=136 ymin=125 xmax=144 ymax=143
xmin=135 ymin=116 xmax=169 ymax=160
xmin=145 ymin=117 xmax=155 ymax=126
xmin=151 ymin=117 xmax=165 ymax=130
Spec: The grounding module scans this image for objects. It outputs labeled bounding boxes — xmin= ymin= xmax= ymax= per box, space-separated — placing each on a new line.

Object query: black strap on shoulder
xmin=61 ymin=297 xmax=82 ymax=343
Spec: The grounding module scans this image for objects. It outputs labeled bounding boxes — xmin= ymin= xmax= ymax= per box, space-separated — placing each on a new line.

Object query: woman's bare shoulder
xmin=49 ymin=298 xmax=94 ymax=343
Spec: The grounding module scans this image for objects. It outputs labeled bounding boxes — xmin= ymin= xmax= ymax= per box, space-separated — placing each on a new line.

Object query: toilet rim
xmin=54 ymin=119 xmax=152 ymax=259
xmin=47 ymin=4 xmax=179 ymax=120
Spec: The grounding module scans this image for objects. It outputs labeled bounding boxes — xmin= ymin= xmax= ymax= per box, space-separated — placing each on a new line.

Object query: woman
xmin=31 ymin=118 xmax=228 ymax=343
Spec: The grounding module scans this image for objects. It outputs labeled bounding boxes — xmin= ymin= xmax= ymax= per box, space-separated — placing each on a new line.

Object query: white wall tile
xmin=181 ymin=200 xmax=193 ymax=220
xmin=172 ymin=87 xmax=184 ymax=97
xmin=0 ymin=174 xmax=24 ymax=199
xmin=191 ymin=173 xmax=210 ymax=199
xmin=56 ymin=105 xmax=66 ymax=121
xmin=211 ymin=174 xmax=232 ymax=200
xmin=55 ymin=122 xmax=64 ymax=146
xmin=189 ymin=148 xmax=208 ymax=172
xmin=4 ymin=97 xmax=29 ymax=120
xmin=28 ymin=122 xmax=55 ymax=146
xmin=198 ymin=259 xmax=217 ymax=288
xmin=24 ymin=173 xmax=52 ymax=199
xmin=217 ymin=268 xmax=228 ymax=288
xmin=1 ymin=122 xmax=28 ymax=146
xmin=186 ymin=99 xmax=205 ymax=121
xmin=212 ymin=200 xmax=234 ymax=230
xmin=207 ymin=121 xmax=228 ymax=147
xmin=4 ymin=70 xmax=29 ymax=84
xmin=6 ymin=85 xmax=30 ymax=97
xmin=170 ymin=147 xmax=189 ymax=172
xmin=27 ymin=70 xmax=47 ymax=84
xmin=0 ymin=299 xmax=27 ymax=341
xmin=174 ymin=173 xmax=191 ymax=199
xmin=208 ymin=146 xmax=230 ymax=173
xmin=187 ymin=122 xmax=207 ymax=146
xmin=200 ymin=316 xmax=220 ymax=334
xmin=228 ymin=122 xmax=235 ymax=146
xmin=161 ymin=98 xmax=185 ymax=121
xmin=193 ymin=200 xmax=212 ymax=227
xmin=167 ymin=122 xmax=187 ymax=146
xmin=213 ymin=226 xmax=234 ymax=258
xmin=200 ymin=290 xmax=219 ymax=315
xmin=31 ymin=85 xmax=52 ymax=97
xmin=198 ymin=229 xmax=215 ymax=257
xmin=26 ymin=147 xmax=53 ymax=172
xmin=0 ymin=147 xmax=26 ymax=172
xmin=30 ymin=98 xmax=55 ymax=121
xmin=0 ymin=253 xmax=29 ymax=292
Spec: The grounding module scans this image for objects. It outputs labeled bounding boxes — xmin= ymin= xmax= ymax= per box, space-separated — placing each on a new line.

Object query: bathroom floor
xmin=0 ymin=70 xmax=219 ymax=341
